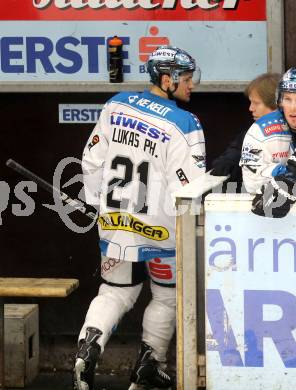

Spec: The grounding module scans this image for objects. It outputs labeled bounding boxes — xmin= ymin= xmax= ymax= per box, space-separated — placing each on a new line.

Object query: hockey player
xmin=239 ymin=67 xmax=296 ymax=217
xmin=73 ymin=45 xmax=206 ymax=390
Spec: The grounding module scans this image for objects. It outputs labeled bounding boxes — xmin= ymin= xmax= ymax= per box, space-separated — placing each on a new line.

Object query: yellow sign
xmin=99 ymin=212 xmax=169 ymax=241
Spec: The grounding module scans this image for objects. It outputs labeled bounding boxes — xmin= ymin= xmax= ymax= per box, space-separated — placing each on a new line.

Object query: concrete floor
xmin=24 ymin=372 xmax=131 ymax=390
xmin=5 ymin=335 xmax=178 ymax=390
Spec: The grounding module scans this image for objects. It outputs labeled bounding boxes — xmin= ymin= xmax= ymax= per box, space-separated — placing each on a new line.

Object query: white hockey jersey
xmin=82 ymin=90 xmax=206 ymax=262
xmin=239 ymin=110 xmax=293 ymax=194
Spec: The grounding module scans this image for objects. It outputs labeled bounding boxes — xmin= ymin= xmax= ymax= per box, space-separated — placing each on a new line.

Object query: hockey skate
xmin=128 ymin=342 xmax=173 ymax=390
xmin=73 ymin=327 xmax=102 ymax=390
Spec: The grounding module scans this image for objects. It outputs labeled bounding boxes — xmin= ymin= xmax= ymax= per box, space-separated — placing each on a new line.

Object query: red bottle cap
xmin=109 ymin=36 xmax=123 ymax=46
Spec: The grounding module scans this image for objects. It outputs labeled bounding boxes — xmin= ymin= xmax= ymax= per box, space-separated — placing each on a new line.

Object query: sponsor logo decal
xmin=99 ymin=212 xmax=169 ymax=241
xmin=32 ymin=0 xmax=241 ymax=11
xmin=101 ymin=257 xmax=121 ymax=273
xmin=138 ymin=246 xmax=175 ymax=261
xmin=0 ymin=0 xmax=266 ymax=21
xmin=176 ymin=168 xmax=189 ymax=185
xmin=111 ymin=112 xmax=171 ymax=142
xmin=272 ymin=151 xmax=289 ymax=159
xmin=139 ymin=26 xmax=169 ymax=62
xmin=150 ymin=48 xmax=176 ymax=60
xmin=149 ymin=257 xmax=173 ymax=280
xmin=264 ymin=123 xmax=284 ymax=135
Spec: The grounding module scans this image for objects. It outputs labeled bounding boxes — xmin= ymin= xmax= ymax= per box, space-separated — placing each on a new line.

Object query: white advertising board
xmin=0 ymin=0 xmax=283 ymax=91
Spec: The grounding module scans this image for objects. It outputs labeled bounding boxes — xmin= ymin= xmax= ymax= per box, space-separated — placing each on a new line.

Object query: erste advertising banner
xmin=0 ymin=0 xmax=267 ymax=84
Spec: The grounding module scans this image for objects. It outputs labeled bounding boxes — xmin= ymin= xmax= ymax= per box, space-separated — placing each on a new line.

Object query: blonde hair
xmin=245 ymin=73 xmax=281 ymax=110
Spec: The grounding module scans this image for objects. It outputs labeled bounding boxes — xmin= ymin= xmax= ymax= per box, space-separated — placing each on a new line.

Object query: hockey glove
xmin=211 ymin=159 xmax=235 ymax=176
xmin=210 ymin=160 xmax=241 ymax=181
xmin=251 ymin=174 xmax=296 ymax=218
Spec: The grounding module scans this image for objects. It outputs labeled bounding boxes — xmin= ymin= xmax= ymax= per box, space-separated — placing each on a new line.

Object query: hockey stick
xmin=6 ymin=159 xmax=98 ymax=221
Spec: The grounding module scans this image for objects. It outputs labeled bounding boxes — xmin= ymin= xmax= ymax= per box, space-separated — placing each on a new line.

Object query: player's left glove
xmin=286 ymin=151 xmax=296 ymax=176
xmin=251 ymin=174 xmax=296 ymax=218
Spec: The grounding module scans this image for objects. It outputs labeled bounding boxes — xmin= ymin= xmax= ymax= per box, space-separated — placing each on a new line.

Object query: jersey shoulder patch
xmin=256 ymin=110 xmax=290 ymax=137
xmin=170 ymin=109 xmax=203 ymax=135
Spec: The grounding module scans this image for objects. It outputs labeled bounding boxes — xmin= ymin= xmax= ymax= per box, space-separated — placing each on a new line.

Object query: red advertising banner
xmin=0 ymin=0 xmax=266 ymax=21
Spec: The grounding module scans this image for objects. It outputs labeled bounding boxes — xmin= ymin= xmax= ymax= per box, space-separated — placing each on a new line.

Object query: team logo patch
xmin=241 ymin=144 xmax=262 ymax=163
xmin=99 ymin=212 xmax=169 ymax=241
xmin=128 ymin=95 xmax=139 ymax=104
xmin=87 ymin=134 xmax=100 ymax=150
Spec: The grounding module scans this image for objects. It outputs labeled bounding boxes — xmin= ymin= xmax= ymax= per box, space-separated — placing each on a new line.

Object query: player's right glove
xmin=251 ymin=174 xmax=296 ymax=218
xmin=211 ymin=159 xmax=237 ymax=176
